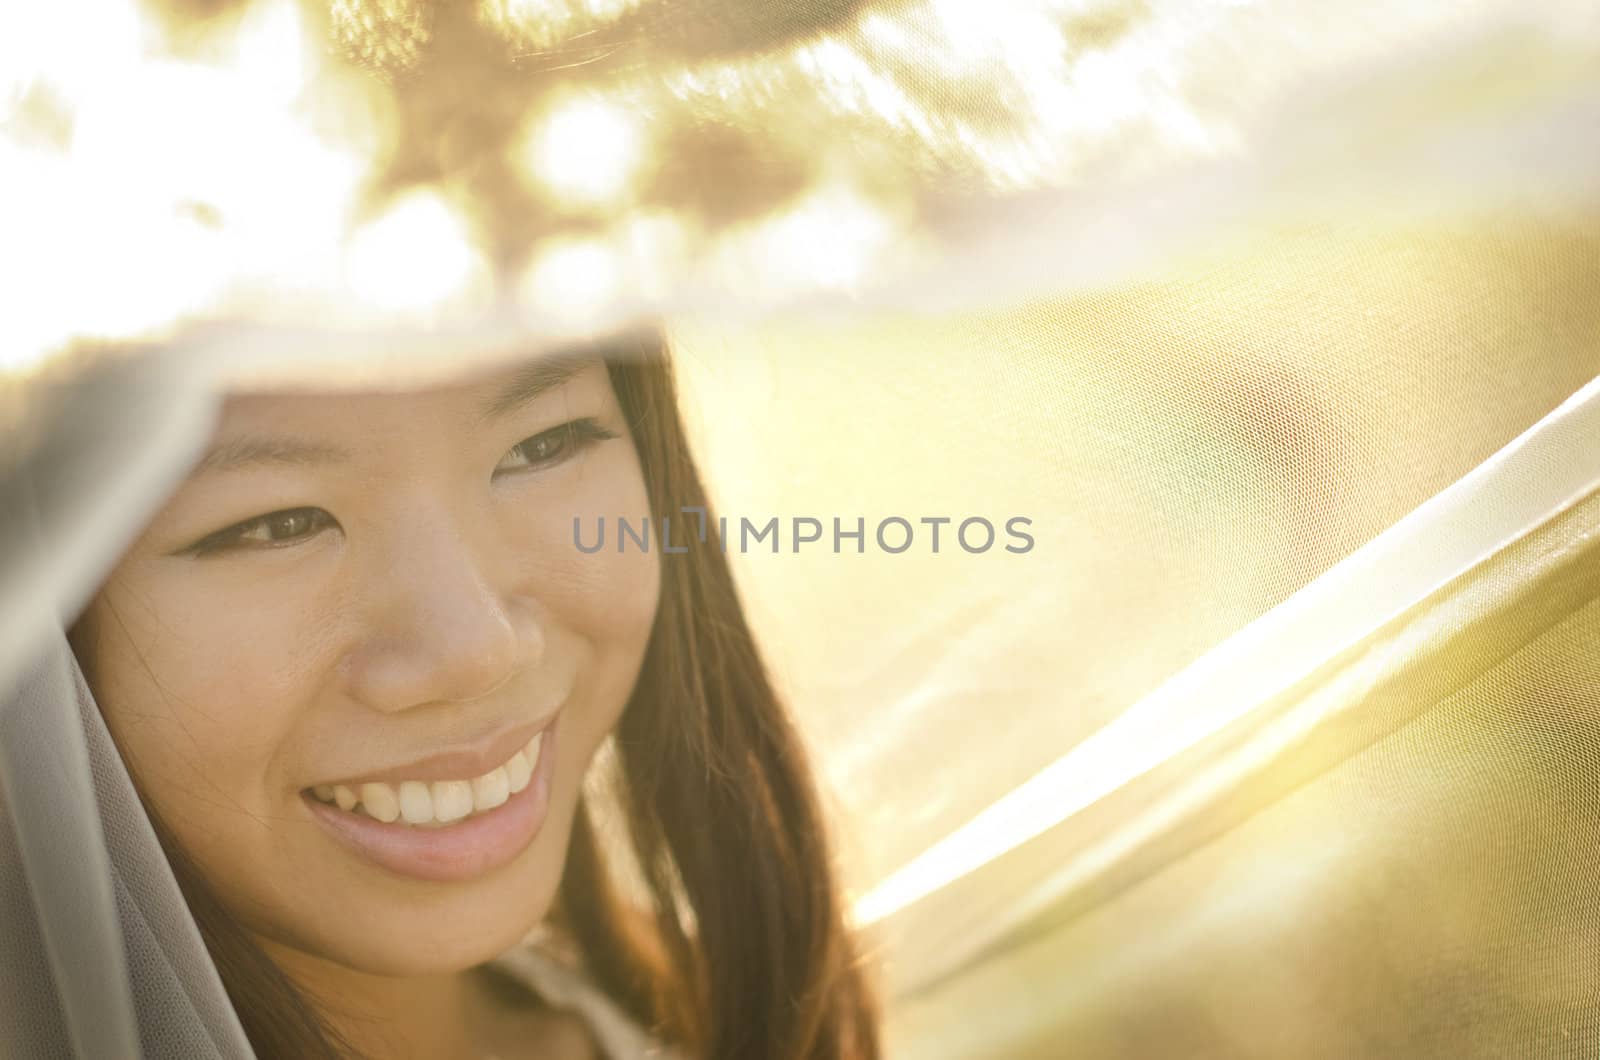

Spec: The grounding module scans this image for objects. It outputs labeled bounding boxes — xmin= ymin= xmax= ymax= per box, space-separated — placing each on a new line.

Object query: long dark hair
xmin=127 ymin=333 xmax=881 ymax=1059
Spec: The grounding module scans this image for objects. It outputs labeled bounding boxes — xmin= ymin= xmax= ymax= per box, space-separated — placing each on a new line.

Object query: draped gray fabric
xmin=2 ymin=635 xmax=253 ymax=1059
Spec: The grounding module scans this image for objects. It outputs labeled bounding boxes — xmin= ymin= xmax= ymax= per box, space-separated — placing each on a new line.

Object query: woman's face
xmin=74 ymin=356 xmax=660 ymax=979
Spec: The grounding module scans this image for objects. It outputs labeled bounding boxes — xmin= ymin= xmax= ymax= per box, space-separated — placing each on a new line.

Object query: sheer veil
xmin=2 ymin=350 xmax=239 ymax=1056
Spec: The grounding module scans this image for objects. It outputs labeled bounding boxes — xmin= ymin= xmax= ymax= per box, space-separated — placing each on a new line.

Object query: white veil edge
xmin=1 ymin=350 xmax=234 ymax=1059
xmin=869 ymin=370 xmax=1600 ymax=998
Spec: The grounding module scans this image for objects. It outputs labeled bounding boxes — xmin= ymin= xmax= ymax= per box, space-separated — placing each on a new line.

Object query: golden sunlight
xmin=520 ymin=94 xmax=647 ymax=209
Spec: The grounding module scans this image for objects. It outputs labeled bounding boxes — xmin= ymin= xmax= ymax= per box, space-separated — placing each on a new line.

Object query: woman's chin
xmin=266 ymin=894 xmax=555 ymax=982
xmin=248 ymin=832 xmax=571 ymax=982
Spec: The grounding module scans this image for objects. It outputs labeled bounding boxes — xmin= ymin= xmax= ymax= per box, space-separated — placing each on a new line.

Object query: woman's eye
xmin=495 ymin=418 xmax=618 ymax=475
xmin=189 ymin=507 xmax=335 ymax=556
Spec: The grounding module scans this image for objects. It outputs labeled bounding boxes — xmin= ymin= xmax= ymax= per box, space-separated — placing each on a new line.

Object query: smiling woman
xmin=62 ymin=336 xmax=880 ymax=1059
xmin=9 ymin=0 xmax=1599 ymax=1055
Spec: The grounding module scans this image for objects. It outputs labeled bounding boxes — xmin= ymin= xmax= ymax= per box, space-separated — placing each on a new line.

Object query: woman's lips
xmin=303 ymin=715 xmax=559 ymax=883
xmin=313 ymin=715 xmax=555 ymax=788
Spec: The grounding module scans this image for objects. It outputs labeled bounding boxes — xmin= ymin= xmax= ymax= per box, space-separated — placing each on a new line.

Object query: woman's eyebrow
xmin=191 ymin=436 xmax=352 ymax=477
xmin=478 ymin=354 xmax=594 ymax=422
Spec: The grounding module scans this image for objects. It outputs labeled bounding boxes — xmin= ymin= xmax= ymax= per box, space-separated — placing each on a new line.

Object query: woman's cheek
xmin=507 ymin=446 xmax=662 ymax=645
xmin=516 ymin=459 xmax=661 ymax=779
xmin=92 ymin=573 xmax=328 ymax=821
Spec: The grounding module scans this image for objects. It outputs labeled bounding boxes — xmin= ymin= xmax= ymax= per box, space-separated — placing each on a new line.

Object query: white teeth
xmin=471 ymin=767 xmax=510 ymax=812
xmin=359 ymin=782 xmax=400 ymax=823
xmin=314 ymin=726 xmax=548 ymax=826
xmin=431 ymin=780 xmax=473 ymax=823
xmin=398 ymin=781 xmax=433 ymax=825
xmin=512 ymin=732 xmax=544 ymax=792
xmin=506 ymin=750 xmax=532 ymax=795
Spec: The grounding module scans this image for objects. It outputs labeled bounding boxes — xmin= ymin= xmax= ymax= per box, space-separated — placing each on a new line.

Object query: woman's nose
xmin=342 ymin=514 xmax=544 ymax=713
